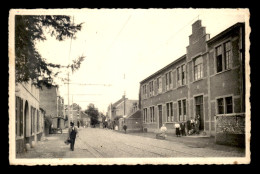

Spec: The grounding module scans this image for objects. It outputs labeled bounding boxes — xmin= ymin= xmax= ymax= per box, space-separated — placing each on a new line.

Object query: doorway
xmin=57 ymin=118 xmax=60 ymax=128
xmin=195 ymin=96 xmax=204 ymax=130
xmin=158 ymin=105 xmax=162 ymax=128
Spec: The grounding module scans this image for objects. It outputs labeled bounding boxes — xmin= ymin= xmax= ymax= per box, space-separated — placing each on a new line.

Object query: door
xmin=57 ymin=118 xmax=60 ymax=128
xmin=158 ymin=105 xmax=162 ymax=128
xmin=195 ymin=96 xmax=204 ymax=130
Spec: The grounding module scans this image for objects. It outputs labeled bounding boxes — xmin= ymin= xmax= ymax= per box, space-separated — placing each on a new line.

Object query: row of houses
xmin=107 ymin=20 xmax=246 ymax=145
xmin=15 ymin=79 xmax=67 ymax=154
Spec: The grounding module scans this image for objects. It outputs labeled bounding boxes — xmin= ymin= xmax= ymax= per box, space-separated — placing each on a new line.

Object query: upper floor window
xmin=177 ymin=65 xmax=186 ymax=86
xmin=224 ymin=42 xmax=232 ymax=70
xmin=194 ymin=57 xmax=203 ymax=81
xmin=165 ymin=71 xmax=172 ymax=91
xmin=216 ymin=41 xmax=232 ymax=73
xmin=142 ymin=84 xmax=147 ymax=99
xmin=149 ymin=81 xmax=154 ymax=97
xmin=157 ymin=77 xmax=162 ymax=93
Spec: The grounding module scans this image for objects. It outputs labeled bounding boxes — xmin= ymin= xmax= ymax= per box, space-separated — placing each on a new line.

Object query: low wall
xmin=215 ymin=113 xmax=245 ymax=147
xmin=16 ymin=139 xmax=25 ymax=154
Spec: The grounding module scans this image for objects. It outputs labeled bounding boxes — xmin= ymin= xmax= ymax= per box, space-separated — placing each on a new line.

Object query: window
xmin=217 ymin=96 xmax=233 ymax=114
xmin=216 ymin=41 xmax=232 ymax=73
xmin=170 ymin=102 xmax=173 ymax=122
xmin=181 ymin=65 xmax=186 ymax=85
xmin=15 ymin=97 xmax=23 ymax=137
xmin=226 ymin=97 xmax=233 ymax=114
xmin=143 ymin=108 xmax=148 ymax=123
xmin=217 ymin=98 xmax=224 ymax=114
xmin=216 ymin=45 xmax=223 ymax=73
xmin=157 ymin=77 xmax=162 ymax=93
xmin=194 ymin=57 xmax=203 ymax=81
xmin=149 ymin=81 xmax=153 ymax=97
xmin=166 ymin=102 xmax=174 ymax=122
xmin=15 ymin=97 xmax=19 ymax=136
xmin=37 ymin=110 xmax=39 ymax=132
xmin=178 ymin=99 xmax=187 ymax=121
xmin=31 ymin=107 xmax=35 ymax=135
xmin=143 ymin=84 xmax=147 ymax=98
xmin=165 ymin=71 xmax=172 ymax=91
xmin=183 ymin=100 xmax=186 ymax=116
xmin=177 ymin=65 xmax=186 ymax=86
xmin=224 ymin=42 xmax=231 ymax=70
xmin=150 ymin=107 xmax=155 ymax=123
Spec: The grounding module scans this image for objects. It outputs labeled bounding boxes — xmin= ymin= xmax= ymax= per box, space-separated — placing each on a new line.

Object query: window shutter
xmin=20 ymin=99 xmax=23 ymax=136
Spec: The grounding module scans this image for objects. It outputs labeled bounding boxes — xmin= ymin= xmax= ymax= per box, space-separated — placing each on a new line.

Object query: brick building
xmin=39 ymin=84 xmax=66 ymax=129
xmin=140 ymin=20 xmax=245 ymax=137
xmin=15 ymin=79 xmax=45 ymax=153
xmin=107 ymin=95 xmax=138 ymax=121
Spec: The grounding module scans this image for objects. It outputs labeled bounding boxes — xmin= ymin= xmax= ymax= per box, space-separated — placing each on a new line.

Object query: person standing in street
xmin=175 ymin=122 xmax=181 ymax=137
xmin=68 ymin=122 xmax=78 ymax=151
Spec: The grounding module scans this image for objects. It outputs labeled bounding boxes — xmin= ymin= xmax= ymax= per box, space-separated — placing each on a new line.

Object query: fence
xmin=215 ymin=113 xmax=245 ymax=147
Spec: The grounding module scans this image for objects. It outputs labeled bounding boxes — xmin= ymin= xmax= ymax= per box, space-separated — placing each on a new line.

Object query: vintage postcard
xmin=9 ymin=8 xmax=251 ymax=165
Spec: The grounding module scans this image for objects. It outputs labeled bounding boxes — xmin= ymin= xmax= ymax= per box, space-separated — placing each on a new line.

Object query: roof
xmin=140 ymin=54 xmax=186 ymax=84
xmin=125 ymin=110 xmax=141 ymax=119
xmin=207 ymin=22 xmax=245 ymax=45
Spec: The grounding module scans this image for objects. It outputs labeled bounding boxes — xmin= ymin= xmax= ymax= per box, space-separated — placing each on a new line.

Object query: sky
xmin=30 ymin=9 xmax=249 ymax=114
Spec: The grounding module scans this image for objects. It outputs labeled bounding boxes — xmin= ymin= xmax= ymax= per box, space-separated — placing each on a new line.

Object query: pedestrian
xmin=175 ymin=122 xmax=181 ymax=137
xmin=68 ymin=122 xmax=78 ymax=151
xmin=123 ymin=124 xmax=127 ymax=134
xmin=180 ymin=122 xmax=186 ymax=136
xmin=186 ymin=119 xmax=191 ymax=135
xmin=156 ymin=124 xmax=167 ymax=139
xmin=190 ymin=117 xmax=195 ymax=130
xmin=195 ymin=117 xmax=200 ymax=134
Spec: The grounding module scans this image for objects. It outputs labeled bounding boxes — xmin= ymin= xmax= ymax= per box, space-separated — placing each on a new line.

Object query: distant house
xmin=107 ymin=95 xmax=138 ymax=121
xmin=80 ymin=111 xmax=91 ymax=127
xmin=39 ymin=84 xmax=66 ymax=130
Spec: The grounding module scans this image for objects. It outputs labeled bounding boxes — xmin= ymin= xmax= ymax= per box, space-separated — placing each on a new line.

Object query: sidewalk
xmin=119 ymin=130 xmax=245 ymax=155
xmin=16 ymin=129 xmax=70 ymax=158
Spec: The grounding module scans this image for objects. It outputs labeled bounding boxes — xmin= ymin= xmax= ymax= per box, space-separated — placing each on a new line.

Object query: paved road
xmin=17 ymin=127 xmax=245 ymax=158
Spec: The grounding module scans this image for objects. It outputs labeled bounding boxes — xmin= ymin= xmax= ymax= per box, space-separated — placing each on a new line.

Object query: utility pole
xmin=67 ymin=16 xmax=74 ymax=126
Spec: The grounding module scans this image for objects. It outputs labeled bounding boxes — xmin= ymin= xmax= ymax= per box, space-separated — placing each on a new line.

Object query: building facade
xmin=15 ymin=80 xmax=45 ymax=153
xmin=39 ymin=84 xmax=66 ymax=129
xmin=107 ymin=95 xmax=138 ymax=120
xmin=140 ymin=20 xmax=245 ymax=136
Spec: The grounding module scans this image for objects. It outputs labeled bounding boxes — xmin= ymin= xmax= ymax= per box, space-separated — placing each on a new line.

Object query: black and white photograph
xmin=8 ymin=8 xmax=250 ymax=165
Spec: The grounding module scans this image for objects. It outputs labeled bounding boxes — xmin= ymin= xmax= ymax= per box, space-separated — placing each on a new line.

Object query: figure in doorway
xmin=195 ymin=115 xmax=200 ymax=135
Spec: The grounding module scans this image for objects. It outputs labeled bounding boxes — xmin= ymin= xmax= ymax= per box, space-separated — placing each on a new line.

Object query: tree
xmin=15 ymin=15 xmax=85 ymax=88
xmin=85 ymin=104 xmax=99 ymax=127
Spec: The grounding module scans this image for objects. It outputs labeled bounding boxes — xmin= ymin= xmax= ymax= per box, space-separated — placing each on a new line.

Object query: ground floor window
xmin=217 ymin=96 xmax=233 ymax=114
xmin=178 ymin=99 xmax=187 ymax=121
xmin=15 ymin=96 xmax=24 ymax=137
xmin=150 ymin=106 xmax=155 ymax=123
xmin=166 ymin=102 xmax=173 ymax=122
xmin=143 ymin=108 xmax=148 ymax=123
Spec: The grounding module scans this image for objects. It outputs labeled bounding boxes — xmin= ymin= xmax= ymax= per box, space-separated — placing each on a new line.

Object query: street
xmin=16 ymin=127 xmax=245 ymax=158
